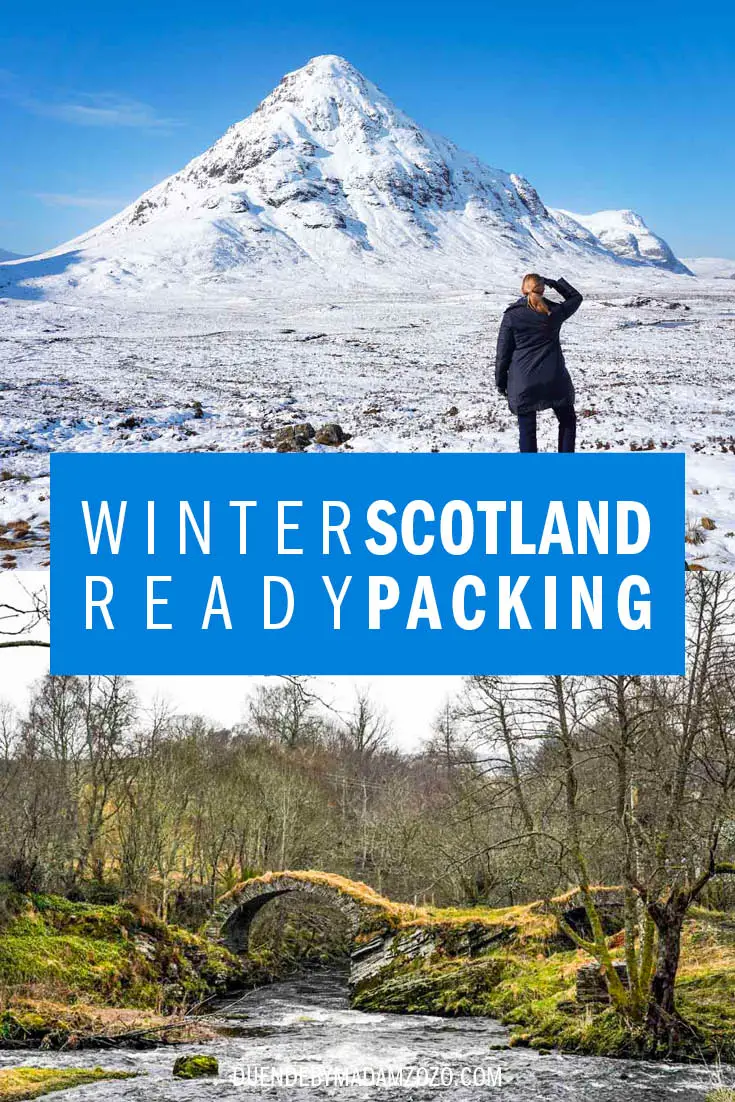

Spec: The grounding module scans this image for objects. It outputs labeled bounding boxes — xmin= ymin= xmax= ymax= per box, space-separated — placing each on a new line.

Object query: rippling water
xmin=0 ymin=970 xmax=725 ymax=1099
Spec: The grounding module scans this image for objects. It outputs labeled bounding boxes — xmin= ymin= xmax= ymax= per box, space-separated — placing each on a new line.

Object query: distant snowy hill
xmin=1 ymin=55 xmax=693 ymax=297
xmin=0 ymin=248 xmax=22 ymax=262
xmin=553 ymin=209 xmax=690 ymax=275
xmin=681 ymin=257 xmax=735 ymax=280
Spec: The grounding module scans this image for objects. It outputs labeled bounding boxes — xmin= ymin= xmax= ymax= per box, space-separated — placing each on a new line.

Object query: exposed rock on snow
xmin=0 ymin=56 xmax=691 ymax=297
xmin=275 ymin=423 xmax=316 ymax=451
xmin=554 ymin=209 xmax=690 ymax=274
xmin=314 ymin=422 xmax=349 ymax=446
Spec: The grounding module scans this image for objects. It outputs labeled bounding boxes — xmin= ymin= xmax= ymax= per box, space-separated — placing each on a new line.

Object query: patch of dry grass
xmin=222 ymin=870 xmax=425 ymax=922
xmin=221 ymin=872 xmax=608 ymax=943
xmin=1 ymin=993 xmax=214 ymax=1048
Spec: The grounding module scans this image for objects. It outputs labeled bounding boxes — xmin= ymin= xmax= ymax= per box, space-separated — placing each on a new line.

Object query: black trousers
xmin=518 ymin=403 xmax=577 ymax=453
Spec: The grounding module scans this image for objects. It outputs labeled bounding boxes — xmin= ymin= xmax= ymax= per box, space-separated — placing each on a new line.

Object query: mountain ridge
xmin=554 ymin=208 xmax=690 ymax=275
xmin=681 ymin=256 xmax=735 ymax=280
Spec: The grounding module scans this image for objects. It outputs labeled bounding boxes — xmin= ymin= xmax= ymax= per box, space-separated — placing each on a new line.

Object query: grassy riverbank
xmin=0 ymin=889 xmax=253 ymax=1049
xmin=353 ymin=899 xmax=735 ymax=1061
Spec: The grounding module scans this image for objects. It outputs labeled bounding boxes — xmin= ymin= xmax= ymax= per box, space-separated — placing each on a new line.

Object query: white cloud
xmin=1 ymin=77 xmax=180 ymax=131
xmin=34 ymin=192 xmax=129 ymax=210
xmin=32 ymin=93 xmax=180 ymax=130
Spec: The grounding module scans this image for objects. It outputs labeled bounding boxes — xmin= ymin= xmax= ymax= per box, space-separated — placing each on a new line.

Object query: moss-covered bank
xmin=353 ymin=902 xmax=735 ymax=1061
xmin=0 ymin=892 xmax=250 ymax=1007
xmin=0 ymin=891 xmax=261 ymax=1049
xmin=0 ymin=1068 xmax=136 ymax=1101
xmin=4 ymin=876 xmax=735 ymax=1064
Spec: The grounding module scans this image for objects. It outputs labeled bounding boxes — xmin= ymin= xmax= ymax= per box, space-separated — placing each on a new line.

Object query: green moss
xmin=0 ymin=895 xmax=249 ymax=1013
xmin=707 ymin=1092 xmax=735 ymax=1102
xmin=354 ymin=948 xmax=649 ymax=1056
xmin=352 ymin=907 xmax=735 ymax=1061
xmin=0 ymin=1067 xmax=136 ymax=1100
xmin=0 ymin=886 xmax=288 ymax=1050
xmin=0 ymin=930 xmax=132 ymax=998
xmin=172 ymin=1055 xmax=218 ymax=1079
xmin=0 ymin=889 xmax=275 ymax=1050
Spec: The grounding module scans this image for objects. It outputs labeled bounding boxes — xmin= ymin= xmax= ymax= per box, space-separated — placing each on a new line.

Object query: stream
xmin=0 ymin=970 xmax=726 ymax=1100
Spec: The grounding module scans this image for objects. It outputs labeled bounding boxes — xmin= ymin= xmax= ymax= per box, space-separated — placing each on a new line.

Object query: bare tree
xmin=451 ymin=574 xmax=735 ymax=1052
xmin=247 ymin=678 xmax=323 ymax=748
xmin=339 ymin=689 xmax=391 ymax=756
xmin=0 ymin=577 xmax=49 ymax=649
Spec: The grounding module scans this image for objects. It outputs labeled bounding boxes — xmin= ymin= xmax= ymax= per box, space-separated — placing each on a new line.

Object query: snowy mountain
xmin=1 ymin=55 xmax=691 ymax=296
xmin=681 ymin=257 xmax=735 ymax=280
xmin=0 ymin=248 xmax=22 ymax=262
xmin=554 ymin=209 xmax=690 ymax=275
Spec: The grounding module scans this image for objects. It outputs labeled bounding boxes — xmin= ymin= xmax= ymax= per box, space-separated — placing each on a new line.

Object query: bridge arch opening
xmin=214 ymin=875 xmax=368 ymax=958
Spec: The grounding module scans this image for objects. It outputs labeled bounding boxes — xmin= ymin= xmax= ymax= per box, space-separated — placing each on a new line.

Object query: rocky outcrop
xmin=349 ymin=929 xmax=436 ymax=988
xmin=272 ymin=422 xmax=349 ymax=451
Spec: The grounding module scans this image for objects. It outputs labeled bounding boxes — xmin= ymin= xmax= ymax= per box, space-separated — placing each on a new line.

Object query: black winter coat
xmin=495 ymin=277 xmax=583 ymax=415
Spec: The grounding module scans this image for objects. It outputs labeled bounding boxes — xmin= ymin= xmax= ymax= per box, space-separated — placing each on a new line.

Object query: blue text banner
xmin=50 ymin=452 xmax=685 ymax=676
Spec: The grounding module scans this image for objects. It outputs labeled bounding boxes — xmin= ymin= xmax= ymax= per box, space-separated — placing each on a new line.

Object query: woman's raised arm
xmin=545 ymin=276 xmax=583 ymax=320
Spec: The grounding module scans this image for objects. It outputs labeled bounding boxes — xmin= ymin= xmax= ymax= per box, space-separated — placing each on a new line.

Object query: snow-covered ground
xmin=0 ymin=277 xmax=733 ymax=570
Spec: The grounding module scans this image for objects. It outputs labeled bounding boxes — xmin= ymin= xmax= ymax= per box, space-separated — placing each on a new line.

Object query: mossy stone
xmin=172 ymin=1055 xmax=218 ymax=1079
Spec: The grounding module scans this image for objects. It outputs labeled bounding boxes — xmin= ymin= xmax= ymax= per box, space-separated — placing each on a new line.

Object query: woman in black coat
xmin=495 ymin=273 xmax=583 ymax=453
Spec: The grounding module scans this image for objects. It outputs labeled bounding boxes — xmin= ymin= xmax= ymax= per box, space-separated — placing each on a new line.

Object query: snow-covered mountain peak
xmin=57 ymin=53 xmax=568 ymax=280
xmin=182 ymin=52 xmax=449 ymax=202
xmin=257 ymin=53 xmax=396 ymax=117
xmin=249 ymin=54 xmax=434 ymax=151
xmin=2 ymin=56 xmax=692 ymax=295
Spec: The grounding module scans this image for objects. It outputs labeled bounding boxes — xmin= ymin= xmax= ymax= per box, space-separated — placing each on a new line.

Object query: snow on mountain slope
xmin=0 ymin=248 xmax=22 ymax=262
xmin=681 ymin=257 xmax=735 ymax=280
xmin=1 ymin=56 xmax=692 ymax=298
xmin=555 ymin=208 xmax=690 ymax=274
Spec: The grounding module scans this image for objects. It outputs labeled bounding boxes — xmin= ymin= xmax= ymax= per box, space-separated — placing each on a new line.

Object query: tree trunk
xmin=645 ymin=913 xmax=684 ymax=1053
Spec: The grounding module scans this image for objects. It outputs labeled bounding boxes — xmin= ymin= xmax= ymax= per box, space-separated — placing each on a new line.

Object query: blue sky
xmin=1 ymin=0 xmax=732 ymax=257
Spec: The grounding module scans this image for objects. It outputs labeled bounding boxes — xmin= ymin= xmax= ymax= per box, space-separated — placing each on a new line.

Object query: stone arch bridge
xmin=206 ymin=871 xmax=395 ymax=957
xmin=207 ymin=872 xmax=626 ymax=988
